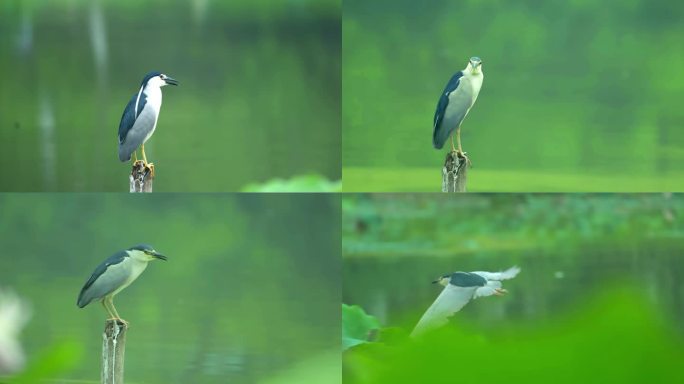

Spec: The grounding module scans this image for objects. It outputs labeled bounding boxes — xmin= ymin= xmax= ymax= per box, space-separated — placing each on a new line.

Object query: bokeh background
xmin=0 ymin=194 xmax=340 ymax=383
xmin=343 ymin=0 xmax=684 ymax=191
xmin=0 ymin=0 xmax=340 ymax=191
xmin=343 ymin=194 xmax=684 ymax=383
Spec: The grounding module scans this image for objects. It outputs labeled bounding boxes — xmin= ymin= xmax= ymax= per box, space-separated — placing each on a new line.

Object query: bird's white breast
xmin=141 ymin=87 xmax=162 ymax=143
xmin=462 ymin=71 xmax=483 ymax=107
xmin=110 ymin=257 xmax=149 ymax=296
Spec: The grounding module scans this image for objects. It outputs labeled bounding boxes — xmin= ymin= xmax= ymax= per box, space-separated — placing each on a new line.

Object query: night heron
xmin=433 ymin=57 xmax=484 ymax=157
xmin=411 ymin=266 xmax=519 ymax=337
xmin=118 ymin=71 xmax=178 ymax=169
xmin=77 ymin=244 xmax=167 ymax=324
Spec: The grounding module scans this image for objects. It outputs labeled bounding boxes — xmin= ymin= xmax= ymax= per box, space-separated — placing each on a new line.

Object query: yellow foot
xmin=132 ymin=160 xmax=155 ymax=177
xmin=494 ymin=288 xmax=508 ymax=296
xmin=116 ymin=318 xmax=130 ymax=327
xmin=107 ymin=317 xmax=129 ymax=326
xmin=455 ymin=150 xmax=472 ymax=167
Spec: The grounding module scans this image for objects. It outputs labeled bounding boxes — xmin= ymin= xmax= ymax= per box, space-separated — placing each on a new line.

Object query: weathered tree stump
xmin=441 ymin=151 xmax=469 ymax=192
xmin=129 ymin=161 xmax=154 ymax=193
xmin=102 ymin=320 xmax=127 ymax=384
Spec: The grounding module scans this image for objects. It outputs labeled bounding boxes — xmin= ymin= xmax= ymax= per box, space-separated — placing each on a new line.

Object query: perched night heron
xmin=118 ymin=71 xmax=178 ymax=168
xmin=432 ymin=57 xmax=484 ymax=156
xmin=411 ymin=265 xmax=519 ymax=337
xmin=77 ymin=244 xmax=167 ymax=324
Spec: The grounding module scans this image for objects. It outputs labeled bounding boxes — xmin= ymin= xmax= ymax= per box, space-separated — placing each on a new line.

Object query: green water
xmin=0 ymin=194 xmax=341 ymax=383
xmin=0 ymin=0 xmax=340 ymax=191
xmin=342 ymin=0 xmax=684 ymax=191
xmin=342 ymin=194 xmax=684 ymax=383
xmin=344 ymin=247 xmax=684 ymax=333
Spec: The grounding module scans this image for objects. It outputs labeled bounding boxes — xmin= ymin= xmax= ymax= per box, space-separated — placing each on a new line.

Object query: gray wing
xmin=433 ymin=76 xmax=475 ymax=149
xmin=411 ymin=284 xmax=477 ymax=337
xmin=433 ymin=72 xmax=462 ymax=149
xmin=471 ymin=266 xmax=521 ymax=281
xmin=117 ymin=90 xmax=148 ymax=161
xmin=77 ymin=251 xmax=128 ymax=307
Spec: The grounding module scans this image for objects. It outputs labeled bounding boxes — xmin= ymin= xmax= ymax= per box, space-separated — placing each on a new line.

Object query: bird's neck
xmin=143 ymin=86 xmax=163 ymax=106
xmin=463 ymin=67 xmax=483 ymax=77
xmin=128 ymin=257 xmax=150 ymax=279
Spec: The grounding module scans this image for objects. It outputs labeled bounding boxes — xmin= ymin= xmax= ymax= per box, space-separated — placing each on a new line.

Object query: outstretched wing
xmin=118 ymin=89 xmax=147 ymax=144
xmin=411 ymin=284 xmax=477 ymax=337
xmin=473 ymin=280 xmax=503 ymax=298
xmin=472 ymin=266 xmax=521 ymax=281
xmin=433 ymin=71 xmax=463 ymax=149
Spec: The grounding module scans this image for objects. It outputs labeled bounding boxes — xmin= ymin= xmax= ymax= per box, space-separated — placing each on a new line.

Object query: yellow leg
xmin=141 ymin=144 xmax=148 ymax=164
xmin=455 ymin=128 xmax=472 ymax=166
xmin=133 ymin=150 xmax=138 ymax=163
xmin=456 ymin=127 xmax=463 ymax=155
xmin=105 ymin=296 xmax=128 ymax=326
xmin=450 ymin=135 xmax=456 ymax=153
xmin=101 ymin=299 xmax=116 ymax=319
xmin=141 ymin=144 xmax=155 ymax=177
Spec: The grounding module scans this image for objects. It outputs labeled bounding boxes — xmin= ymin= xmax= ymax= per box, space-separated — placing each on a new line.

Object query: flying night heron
xmin=411 ymin=266 xmax=519 ymax=337
xmin=77 ymin=244 xmax=167 ymax=325
xmin=433 ymin=57 xmax=484 ymax=157
xmin=118 ymin=71 xmax=178 ymax=170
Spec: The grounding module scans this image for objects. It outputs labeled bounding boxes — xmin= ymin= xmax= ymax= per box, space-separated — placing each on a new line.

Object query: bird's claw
xmin=494 ymin=288 xmax=508 ymax=296
xmin=132 ymin=160 xmax=155 ymax=178
xmin=455 ymin=150 xmax=472 ymax=167
xmin=107 ymin=317 xmax=129 ymax=327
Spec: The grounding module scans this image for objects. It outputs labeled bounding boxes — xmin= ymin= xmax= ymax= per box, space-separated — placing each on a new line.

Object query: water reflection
xmin=15 ymin=8 xmax=32 ymax=56
xmin=88 ymin=0 xmax=108 ymax=83
xmin=38 ymin=93 xmax=56 ymax=189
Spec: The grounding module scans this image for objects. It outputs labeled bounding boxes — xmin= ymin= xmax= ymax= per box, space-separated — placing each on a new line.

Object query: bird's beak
xmin=431 ymin=279 xmax=440 ymax=284
xmin=151 ymin=251 xmax=167 ymax=261
xmin=164 ymin=77 xmax=179 ymax=86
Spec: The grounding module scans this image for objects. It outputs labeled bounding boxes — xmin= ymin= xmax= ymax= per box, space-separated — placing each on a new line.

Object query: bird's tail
xmin=432 ymin=127 xmax=449 ymax=149
xmin=118 ymin=144 xmax=132 ymax=162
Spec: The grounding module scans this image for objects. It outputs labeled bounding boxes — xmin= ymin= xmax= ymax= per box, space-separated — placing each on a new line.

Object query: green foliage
xmin=7 ymin=341 xmax=83 ymax=384
xmin=342 ymin=304 xmax=380 ymax=351
xmin=342 ymin=168 xmax=684 ymax=192
xmin=343 ymin=194 xmax=684 ymax=256
xmin=344 ymin=288 xmax=684 ymax=384
xmin=261 ymin=350 xmax=341 ymax=384
xmin=242 ymin=175 xmax=342 ymax=192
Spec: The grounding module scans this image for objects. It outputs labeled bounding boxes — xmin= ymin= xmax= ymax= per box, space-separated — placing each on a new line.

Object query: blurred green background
xmin=342 ymin=0 xmax=684 ymax=191
xmin=342 ymin=194 xmax=684 ymax=383
xmin=0 ymin=193 xmax=340 ymax=383
xmin=0 ymin=0 xmax=340 ymax=192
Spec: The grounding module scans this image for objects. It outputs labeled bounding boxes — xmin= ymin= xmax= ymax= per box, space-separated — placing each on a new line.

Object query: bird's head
xmin=141 ymin=71 xmax=179 ymax=89
xmin=432 ymin=274 xmax=451 ymax=287
xmin=127 ymin=244 xmax=167 ymax=262
xmin=466 ymin=57 xmax=482 ymax=74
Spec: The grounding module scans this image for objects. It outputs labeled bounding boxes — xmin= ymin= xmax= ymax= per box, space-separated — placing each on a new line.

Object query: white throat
xmin=143 ymin=84 xmax=163 ymax=108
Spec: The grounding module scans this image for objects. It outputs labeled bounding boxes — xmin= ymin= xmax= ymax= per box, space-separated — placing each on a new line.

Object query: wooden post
xmin=129 ymin=161 xmax=154 ymax=193
xmin=102 ymin=320 xmax=127 ymax=384
xmin=441 ymin=151 xmax=469 ymax=192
